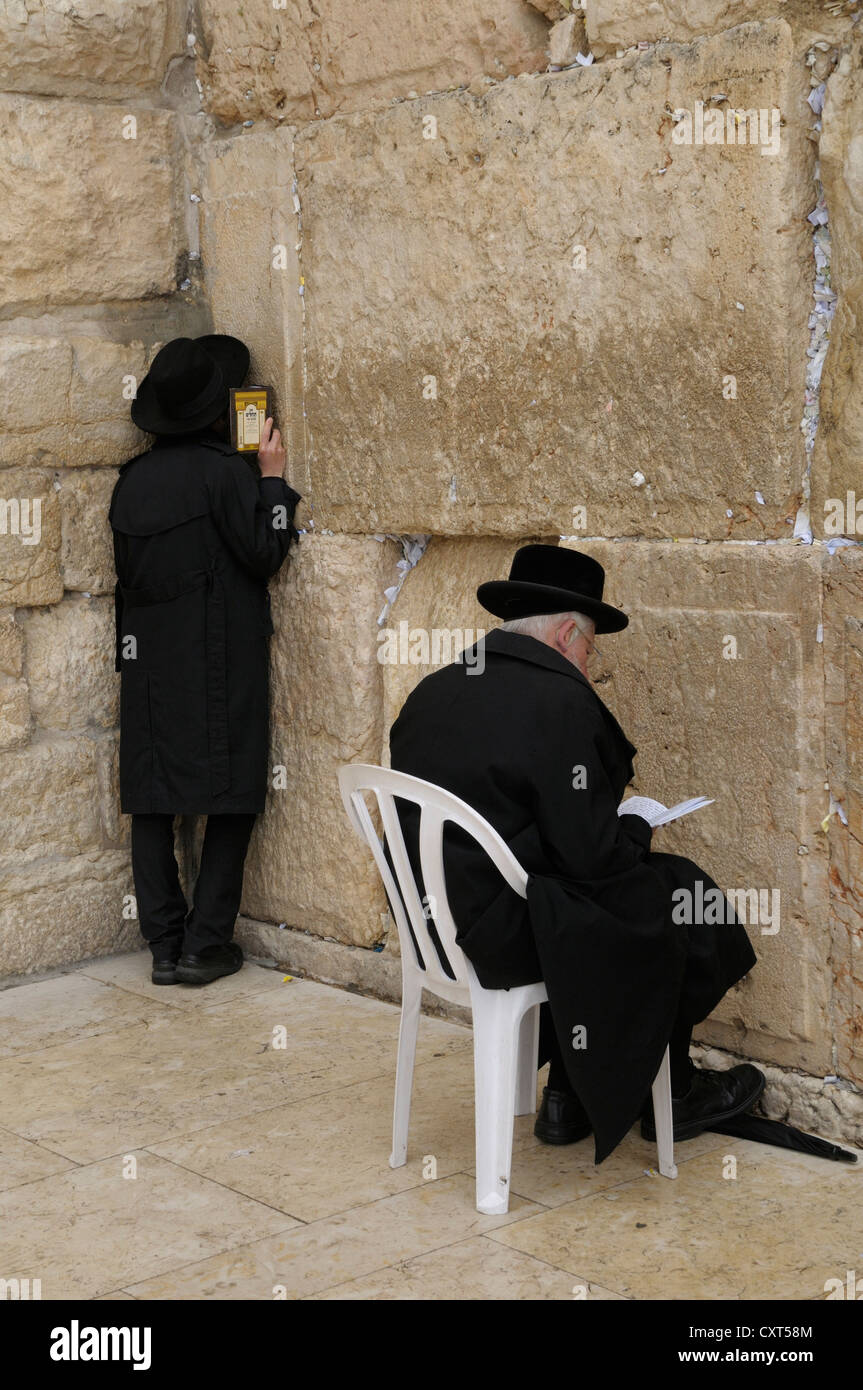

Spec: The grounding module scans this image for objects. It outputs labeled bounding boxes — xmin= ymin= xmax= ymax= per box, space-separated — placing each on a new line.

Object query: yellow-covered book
xmin=229 ymin=387 xmax=271 ymax=452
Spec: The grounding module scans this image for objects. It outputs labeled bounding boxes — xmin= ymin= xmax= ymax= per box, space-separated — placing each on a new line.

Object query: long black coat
xmin=109 ymin=435 xmax=300 ymax=815
xmin=389 ymin=629 xmax=757 ymax=1163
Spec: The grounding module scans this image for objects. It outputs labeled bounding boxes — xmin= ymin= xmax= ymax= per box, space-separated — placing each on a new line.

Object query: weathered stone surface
xmin=197 ymin=0 xmax=548 ymax=126
xmin=201 ymin=130 xmax=307 ymax=501
xmin=530 ymin=0 xmax=571 ymax=22
xmin=0 ymin=852 xmax=136 ymax=979
xmin=94 ymin=732 xmax=129 ymax=850
xmin=0 ymin=98 xmax=180 ymax=310
xmin=381 ymin=535 xmax=554 ymax=741
xmin=240 ymin=534 xmax=402 ymax=945
xmin=0 ymin=737 xmax=105 ymax=868
xmin=811 ymin=29 xmax=863 ymax=535
xmin=0 ymin=337 xmax=153 ymax=470
xmin=298 ymin=23 xmax=813 ymax=537
xmin=561 ymin=538 xmax=831 ymax=1072
xmin=822 ymin=546 xmax=863 ymax=1085
xmin=60 ymin=470 xmax=118 ymax=595
xmin=548 ymin=14 xmax=589 ymax=68
xmin=584 ymin=0 xmax=855 ymax=54
xmin=0 ymin=0 xmax=184 ymax=99
xmin=25 ymin=598 xmax=117 ymax=732
xmin=0 ymin=471 xmax=62 ymax=607
xmin=0 ymin=613 xmax=24 ymax=676
xmin=0 ymin=677 xmax=29 ymax=749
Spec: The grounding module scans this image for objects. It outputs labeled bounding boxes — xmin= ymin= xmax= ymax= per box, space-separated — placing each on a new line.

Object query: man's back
xmin=389 ymin=628 xmax=645 ymax=987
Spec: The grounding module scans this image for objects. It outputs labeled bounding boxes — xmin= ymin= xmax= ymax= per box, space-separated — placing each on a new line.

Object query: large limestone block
xmin=60 ymin=469 xmax=118 ymax=595
xmin=561 ymin=538 xmax=831 ymax=1072
xmin=0 ymin=470 xmax=62 ymax=607
xmin=95 ymin=731 xmax=129 ymax=850
xmin=0 ymin=619 xmax=29 ymax=769
xmin=197 ymin=0 xmax=548 ymax=126
xmin=201 ymin=131 xmax=307 ymax=500
xmin=298 ymin=23 xmax=813 ymax=537
xmin=381 ymin=535 xmax=555 ymax=739
xmin=822 ymin=547 xmax=863 ymax=1084
xmin=811 ymin=30 xmax=863 ymax=535
xmin=0 ymin=337 xmax=153 ymax=470
xmin=25 ymin=598 xmax=117 ymax=731
xmin=0 ymin=737 xmax=105 ymax=868
xmin=0 ymin=0 xmax=183 ymax=99
xmin=0 ymin=614 xmax=24 ymax=676
xmin=0 ymin=677 xmax=29 ymax=749
xmin=584 ymin=1 xmax=856 ymax=53
xmin=0 ymin=851 xmax=136 ymax=979
xmin=0 ymin=97 xmax=180 ymax=309
xmin=240 ymin=534 xmax=403 ymax=945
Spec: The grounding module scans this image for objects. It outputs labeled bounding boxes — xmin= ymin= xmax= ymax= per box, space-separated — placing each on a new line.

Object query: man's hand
xmin=258 ymin=417 xmax=286 ymax=478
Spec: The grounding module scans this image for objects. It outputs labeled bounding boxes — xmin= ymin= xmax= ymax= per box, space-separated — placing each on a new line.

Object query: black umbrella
xmin=706 ymin=1111 xmax=857 ymax=1162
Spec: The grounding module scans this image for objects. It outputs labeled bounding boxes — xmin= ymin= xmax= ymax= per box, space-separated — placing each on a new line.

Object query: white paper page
xmin=618 ymin=795 xmax=714 ymax=828
xmin=618 ymin=796 xmax=668 ymax=826
xmin=653 ymin=796 xmax=714 ymax=826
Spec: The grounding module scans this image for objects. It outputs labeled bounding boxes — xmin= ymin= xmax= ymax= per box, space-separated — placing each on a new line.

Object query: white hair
xmin=499 ymin=610 xmax=594 ymax=642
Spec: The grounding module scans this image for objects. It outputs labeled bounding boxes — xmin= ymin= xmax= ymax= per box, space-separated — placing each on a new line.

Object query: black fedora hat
xmin=131 ymin=338 xmax=227 ymax=435
xmin=477 ymin=544 xmax=628 ymax=634
xmin=196 ymin=333 xmax=250 ymax=389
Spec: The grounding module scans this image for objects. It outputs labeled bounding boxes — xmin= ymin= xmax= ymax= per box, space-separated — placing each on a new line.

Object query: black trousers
xmin=538 ymin=1001 xmax=695 ymax=1099
xmin=131 ymin=813 xmax=256 ymax=958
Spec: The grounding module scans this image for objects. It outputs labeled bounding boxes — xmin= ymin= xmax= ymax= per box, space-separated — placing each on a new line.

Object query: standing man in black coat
xmin=389 ymin=545 xmax=763 ymax=1163
xmin=110 ymin=336 xmax=301 ymax=986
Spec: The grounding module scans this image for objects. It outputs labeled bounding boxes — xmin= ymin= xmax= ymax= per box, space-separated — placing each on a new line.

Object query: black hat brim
xmin=476 ymin=580 xmax=629 ymax=634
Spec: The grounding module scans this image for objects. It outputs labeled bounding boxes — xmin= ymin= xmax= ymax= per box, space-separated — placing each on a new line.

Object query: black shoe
xmin=151 ymin=958 xmax=179 ymax=986
xmin=175 ymin=942 xmax=244 ymax=986
xmin=534 ymin=1086 xmax=592 ymax=1145
xmin=641 ymin=1064 xmax=765 ymax=1142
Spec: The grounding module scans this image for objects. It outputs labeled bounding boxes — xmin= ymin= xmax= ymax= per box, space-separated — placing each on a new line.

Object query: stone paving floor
xmin=0 ymin=951 xmax=860 ymax=1301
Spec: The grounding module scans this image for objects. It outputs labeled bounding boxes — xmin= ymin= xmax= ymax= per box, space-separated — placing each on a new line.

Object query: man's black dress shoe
xmin=151 ymin=957 xmax=179 ymax=986
xmin=534 ymin=1086 xmax=592 ymax=1145
xmin=641 ymin=1064 xmax=765 ymax=1142
xmin=175 ymin=942 xmax=244 ymax=986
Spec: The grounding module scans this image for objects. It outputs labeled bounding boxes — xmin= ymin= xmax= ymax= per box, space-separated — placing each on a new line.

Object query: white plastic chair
xmin=338 ymin=763 xmax=677 ymax=1214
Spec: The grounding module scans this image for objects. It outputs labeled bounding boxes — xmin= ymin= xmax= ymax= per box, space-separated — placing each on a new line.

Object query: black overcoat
xmin=389 ymin=629 xmax=757 ymax=1163
xmin=109 ymin=435 xmax=300 ymax=815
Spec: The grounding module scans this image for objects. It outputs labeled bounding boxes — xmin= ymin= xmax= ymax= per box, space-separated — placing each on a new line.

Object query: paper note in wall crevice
xmin=618 ymin=795 xmax=714 ymax=828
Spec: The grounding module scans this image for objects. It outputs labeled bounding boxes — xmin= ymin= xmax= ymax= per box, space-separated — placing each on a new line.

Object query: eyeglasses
xmin=572 ymin=623 xmax=601 ymax=658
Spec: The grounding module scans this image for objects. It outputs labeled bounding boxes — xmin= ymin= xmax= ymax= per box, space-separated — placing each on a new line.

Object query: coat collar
xmin=480 ymin=628 xmax=594 ymax=692
xmin=477 ymin=628 xmax=637 ymax=761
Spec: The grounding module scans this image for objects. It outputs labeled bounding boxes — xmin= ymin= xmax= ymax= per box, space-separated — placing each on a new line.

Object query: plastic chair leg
xmin=514 ymin=1003 xmax=540 ymax=1116
xmin=390 ymin=971 xmax=422 ymax=1169
xmin=472 ymin=999 xmax=519 ymax=1214
xmin=651 ymin=1045 xmax=678 ymax=1179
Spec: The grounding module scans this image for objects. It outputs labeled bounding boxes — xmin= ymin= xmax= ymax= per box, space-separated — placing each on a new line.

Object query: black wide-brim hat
xmin=131 ymin=334 xmax=249 ymax=435
xmin=477 ymin=544 xmax=629 ymax=634
xmin=196 ymin=333 xmax=250 ymax=389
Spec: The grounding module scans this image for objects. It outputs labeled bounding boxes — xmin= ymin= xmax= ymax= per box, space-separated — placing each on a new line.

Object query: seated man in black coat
xmin=389 ymin=544 xmax=763 ymax=1162
xmin=110 ymin=336 xmax=301 ymax=987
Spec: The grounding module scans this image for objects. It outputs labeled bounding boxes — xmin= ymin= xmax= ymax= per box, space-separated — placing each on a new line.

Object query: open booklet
xmin=617 ymin=795 xmax=714 ymax=828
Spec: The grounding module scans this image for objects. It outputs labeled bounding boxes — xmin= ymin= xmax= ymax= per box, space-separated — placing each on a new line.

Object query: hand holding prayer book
xmin=617 ymin=795 xmax=714 ymax=828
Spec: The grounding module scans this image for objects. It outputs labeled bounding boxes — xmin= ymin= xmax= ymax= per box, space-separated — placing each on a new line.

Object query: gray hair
xmin=499 ymin=610 xmax=594 ymax=642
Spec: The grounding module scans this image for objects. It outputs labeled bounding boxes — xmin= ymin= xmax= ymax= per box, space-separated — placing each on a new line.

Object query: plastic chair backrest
xmin=338 ymin=763 xmax=528 ymax=990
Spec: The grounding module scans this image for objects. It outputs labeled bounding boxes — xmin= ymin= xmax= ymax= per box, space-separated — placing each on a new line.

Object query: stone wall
xmin=0 ymin=0 xmax=202 ymax=975
xmin=1 ymin=2 xmax=860 ymax=1120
